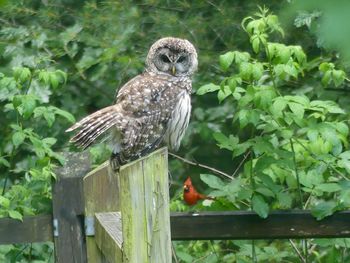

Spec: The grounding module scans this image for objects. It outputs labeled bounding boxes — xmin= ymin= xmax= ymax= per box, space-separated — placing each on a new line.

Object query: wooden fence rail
xmin=0 ymin=148 xmax=350 ymax=263
xmin=2 ymin=210 xmax=350 ymax=245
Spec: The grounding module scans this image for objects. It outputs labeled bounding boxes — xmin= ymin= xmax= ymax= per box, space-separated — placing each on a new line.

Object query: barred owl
xmin=66 ymin=37 xmax=198 ymax=169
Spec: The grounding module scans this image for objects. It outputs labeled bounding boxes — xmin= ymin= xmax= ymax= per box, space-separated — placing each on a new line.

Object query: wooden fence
xmin=1 ymin=147 xmax=350 ymax=262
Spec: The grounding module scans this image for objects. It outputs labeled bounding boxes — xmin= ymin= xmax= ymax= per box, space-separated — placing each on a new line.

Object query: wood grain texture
xmin=83 ymin=161 xmax=120 ymax=263
xmin=0 ymin=214 xmax=53 ymax=244
xmin=171 ymin=210 xmax=350 ymax=240
xmin=95 ymin=212 xmax=123 ymax=263
xmin=119 ymin=147 xmax=171 ymax=263
xmin=52 ymin=151 xmax=90 ymax=263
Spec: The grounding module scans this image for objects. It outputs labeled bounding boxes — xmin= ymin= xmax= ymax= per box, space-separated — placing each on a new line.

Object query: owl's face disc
xmin=146 ymin=37 xmax=198 ymax=77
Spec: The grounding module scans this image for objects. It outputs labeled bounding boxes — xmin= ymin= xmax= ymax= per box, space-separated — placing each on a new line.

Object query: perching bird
xmin=66 ymin=37 xmax=198 ymax=169
xmin=183 ymin=177 xmax=214 ymax=206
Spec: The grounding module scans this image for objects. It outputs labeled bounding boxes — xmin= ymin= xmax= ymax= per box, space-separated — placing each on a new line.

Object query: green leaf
xmin=315 ymin=183 xmax=342 ymax=193
xmin=213 ymin=132 xmax=238 ymax=151
xmin=251 ymin=62 xmax=264 ymax=80
xmin=8 ymin=210 xmax=23 ymax=221
xmin=277 ymin=192 xmax=292 ymax=209
xmin=273 ymin=64 xmax=286 ymax=79
xmin=322 ymin=70 xmax=332 ymax=86
xmin=332 ymin=70 xmax=346 ymax=87
xmin=200 ymin=174 xmax=226 ymax=189
xmin=44 ymin=111 xmax=55 ymax=127
xmin=300 ymin=169 xmax=325 ymax=188
xmin=43 ymin=137 xmax=57 ymax=146
xmin=0 ymin=196 xmax=10 ymax=208
xmin=12 ymin=95 xmax=22 ymax=108
xmin=311 ymin=201 xmax=338 ymax=220
xmin=49 ymin=73 xmax=59 ymax=89
xmin=307 ymin=129 xmax=318 ymax=141
xmin=219 ymin=52 xmax=235 ymax=71
xmin=51 ymin=107 xmax=76 ymax=123
xmin=251 ymin=36 xmax=260 ymax=53
xmin=288 ymin=102 xmax=304 ymax=119
xmin=255 ymin=186 xmax=275 ymax=197
xmin=254 ymin=155 xmax=275 ymax=172
xmin=12 ymin=131 xmax=26 ymax=148
xmin=239 ymin=62 xmax=252 ymax=80
xmin=196 ymin=83 xmax=220 ymax=95
xmin=38 ymin=71 xmax=50 ymax=85
xmin=234 ymin=51 xmax=251 ymax=64
xmin=34 ymin=106 xmax=55 ymax=126
xmin=280 ymin=129 xmax=293 ymax=139
xmin=0 ymin=157 xmax=10 ymax=168
xmin=55 ymin=70 xmax=68 ymax=84
xmin=217 ymin=85 xmax=232 ymax=103
xmin=335 ymin=122 xmax=349 ymax=137
xmin=60 ymin=24 xmax=83 ymax=45
xmin=176 ymin=251 xmax=193 ymax=263
xmin=291 ymin=46 xmax=306 ymax=64
xmin=319 ymin=62 xmax=333 ymax=73
xmin=21 ymin=95 xmax=37 ymax=119
xmin=29 ymin=136 xmax=46 ymax=159
xmin=238 ymin=109 xmax=249 ymax=128
xmin=13 ymin=67 xmax=31 ymax=82
xmin=270 ymin=97 xmax=287 ymax=117
xmin=252 ymin=194 xmax=269 ymax=218
xmin=278 ymin=45 xmax=291 ymax=63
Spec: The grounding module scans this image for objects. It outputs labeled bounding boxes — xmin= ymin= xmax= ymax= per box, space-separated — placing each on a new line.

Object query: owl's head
xmin=146 ymin=37 xmax=198 ymax=77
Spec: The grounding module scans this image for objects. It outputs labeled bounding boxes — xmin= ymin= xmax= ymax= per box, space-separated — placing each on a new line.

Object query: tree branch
xmin=168 ymin=152 xmax=233 ymax=180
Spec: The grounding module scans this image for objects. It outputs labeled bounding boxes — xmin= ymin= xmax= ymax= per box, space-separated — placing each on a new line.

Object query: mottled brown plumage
xmin=66 ymin=37 xmax=198 ymax=169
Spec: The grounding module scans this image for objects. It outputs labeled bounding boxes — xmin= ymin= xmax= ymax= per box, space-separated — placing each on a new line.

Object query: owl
xmin=66 ymin=37 xmax=198 ymax=169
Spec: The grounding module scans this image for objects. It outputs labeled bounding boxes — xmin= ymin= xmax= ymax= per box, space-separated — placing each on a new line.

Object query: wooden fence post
xmin=52 ymin=151 xmax=90 ymax=263
xmin=119 ymin=147 xmax=171 ymax=263
xmin=83 ymin=161 xmax=120 ymax=262
xmin=88 ymin=147 xmax=172 ymax=262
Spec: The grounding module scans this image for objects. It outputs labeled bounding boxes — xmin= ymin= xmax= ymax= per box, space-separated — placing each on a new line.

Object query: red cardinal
xmin=183 ymin=177 xmax=214 ymax=205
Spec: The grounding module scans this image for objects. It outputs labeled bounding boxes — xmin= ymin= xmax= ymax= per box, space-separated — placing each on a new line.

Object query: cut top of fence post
xmin=55 ymin=151 xmax=91 ymax=179
xmin=119 ymin=147 xmax=171 ymax=263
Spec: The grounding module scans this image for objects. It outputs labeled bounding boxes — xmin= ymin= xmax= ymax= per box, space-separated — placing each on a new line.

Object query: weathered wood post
xmin=119 ymin=147 xmax=171 ymax=262
xmin=85 ymin=147 xmax=172 ymax=263
xmin=52 ymin=151 xmax=91 ymax=263
xmin=83 ymin=161 xmax=120 ymax=262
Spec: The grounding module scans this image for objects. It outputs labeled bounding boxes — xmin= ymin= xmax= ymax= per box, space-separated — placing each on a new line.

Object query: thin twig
xmin=289 ymin=239 xmax=306 ymax=263
xmin=232 ymin=151 xmax=251 ymax=177
xmin=209 ymin=240 xmax=219 ymax=259
xmin=192 ymin=252 xmax=215 ymax=263
xmin=304 ymin=240 xmax=309 ymax=263
xmin=169 ymin=152 xmax=233 ymax=180
xmin=290 ymin=138 xmax=303 ymax=208
xmin=171 ymin=242 xmax=179 ymax=263
xmin=303 ymin=192 xmax=313 ymax=209
xmin=1 ymin=175 xmax=8 ymax=196
xmin=252 ymin=240 xmax=257 ymax=263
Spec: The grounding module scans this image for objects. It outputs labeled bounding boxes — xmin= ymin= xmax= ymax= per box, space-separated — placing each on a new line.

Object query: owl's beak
xmin=171 ymin=65 xmax=176 ymax=75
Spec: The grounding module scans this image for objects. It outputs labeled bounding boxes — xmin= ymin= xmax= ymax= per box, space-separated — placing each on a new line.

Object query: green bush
xmin=1 ymin=1 xmax=350 ymax=262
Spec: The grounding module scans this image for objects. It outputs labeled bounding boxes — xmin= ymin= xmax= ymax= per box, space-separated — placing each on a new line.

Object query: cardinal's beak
xmin=183 ymin=185 xmax=189 ymax=192
xmin=172 ymin=65 xmax=176 ymax=75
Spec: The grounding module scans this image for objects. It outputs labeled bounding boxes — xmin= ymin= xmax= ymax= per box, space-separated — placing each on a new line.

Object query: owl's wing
xmin=114 ymin=74 xmax=180 ymax=161
xmin=66 ymin=73 xmax=183 ymax=161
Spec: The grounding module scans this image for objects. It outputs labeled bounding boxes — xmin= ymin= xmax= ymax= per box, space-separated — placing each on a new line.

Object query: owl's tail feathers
xmin=66 ymin=105 xmax=121 ymax=149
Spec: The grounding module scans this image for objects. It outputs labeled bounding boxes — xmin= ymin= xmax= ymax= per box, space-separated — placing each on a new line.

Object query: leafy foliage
xmin=195 ymin=6 xmax=350 ymax=220
xmin=1 ymin=0 xmax=350 ymax=262
xmin=172 ymin=6 xmax=350 ymax=262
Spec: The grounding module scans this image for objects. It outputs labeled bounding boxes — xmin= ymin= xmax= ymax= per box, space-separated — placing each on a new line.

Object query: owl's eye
xmin=160 ymin=54 xmax=170 ymax=63
xmin=177 ymin=56 xmax=187 ymax=63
